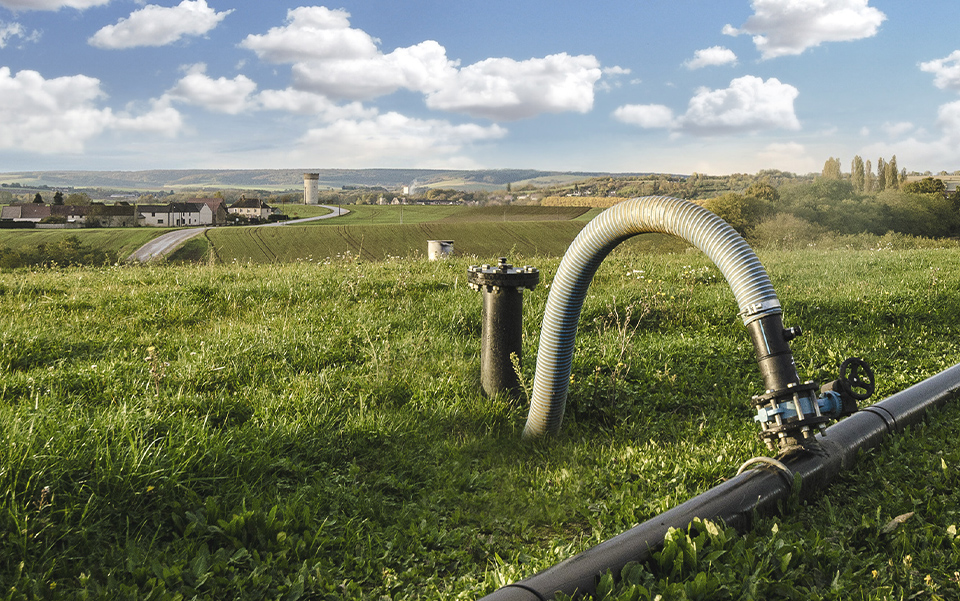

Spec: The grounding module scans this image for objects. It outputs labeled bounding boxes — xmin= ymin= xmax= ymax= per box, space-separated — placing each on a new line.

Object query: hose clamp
xmin=737 ymin=456 xmax=795 ymax=491
xmin=738 ymin=299 xmax=782 ymax=324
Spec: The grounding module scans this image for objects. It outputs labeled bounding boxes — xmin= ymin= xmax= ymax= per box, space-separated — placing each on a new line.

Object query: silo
xmin=303 ymin=173 xmax=319 ymax=205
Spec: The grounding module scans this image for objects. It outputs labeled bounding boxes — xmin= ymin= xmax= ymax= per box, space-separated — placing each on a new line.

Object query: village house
xmin=185 ymin=198 xmax=228 ymax=225
xmin=138 ymin=203 xmax=205 ymax=227
xmin=2 ymin=196 xmax=252 ymax=228
xmin=228 ymin=197 xmax=275 ymax=221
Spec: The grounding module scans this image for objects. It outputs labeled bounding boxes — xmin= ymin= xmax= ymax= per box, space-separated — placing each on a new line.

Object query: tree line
xmin=822 ymin=155 xmax=910 ymax=193
xmin=700 ymin=166 xmax=960 ymax=244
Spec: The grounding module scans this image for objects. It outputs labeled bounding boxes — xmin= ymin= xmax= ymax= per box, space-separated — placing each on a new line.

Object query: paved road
xmin=126 ymin=205 xmax=350 ymax=262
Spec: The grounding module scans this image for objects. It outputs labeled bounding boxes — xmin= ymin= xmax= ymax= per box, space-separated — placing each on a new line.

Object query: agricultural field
xmin=2 ymin=243 xmax=960 ymax=599
xmin=0 ymin=229 xmax=160 ymax=260
xmin=177 ymin=207 xmax=613 ymax=264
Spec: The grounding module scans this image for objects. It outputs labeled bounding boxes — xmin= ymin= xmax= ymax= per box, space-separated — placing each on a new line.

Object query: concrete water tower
xmin=303 ymin=173 xmax=319 ymax=205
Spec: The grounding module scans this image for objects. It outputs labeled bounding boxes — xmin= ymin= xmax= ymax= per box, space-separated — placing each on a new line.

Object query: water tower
xmin=303 ymin=173 xmax=319 ymax=205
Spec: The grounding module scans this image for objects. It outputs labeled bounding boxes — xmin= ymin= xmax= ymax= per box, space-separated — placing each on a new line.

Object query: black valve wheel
xmin=839 ymin=357 xmax=875 ymax=401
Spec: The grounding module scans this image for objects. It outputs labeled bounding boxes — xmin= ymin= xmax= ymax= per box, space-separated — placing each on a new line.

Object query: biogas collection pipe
xmin=482 ymin=195 xmax=960 ymax=599
xmin=525 ymin=196 xmax=801 ymax=440
xmin=482 ymin=363 xmax=960 ymax=600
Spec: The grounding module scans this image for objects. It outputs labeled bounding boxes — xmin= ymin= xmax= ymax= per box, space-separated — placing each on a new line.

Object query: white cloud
xmin=294 ymin=112 xmax=507 ymax=167
xmin=0 ymin=0 xmax=108 ymax=9
xmin=682 ymin=76 xmax=800 ymax=133
xmin=292 ymin=40 xmax=457 ymax=101
xmin=424 ymin=53 xmax=602 ymax=120
xmin=882 ymin=121 xmax=914 ymax=138
xmin=88 ymin=0 xmax=232 ymax=49
xmin=858 ymin=101 xmax=960 ymax=172
xmin=0 ymin=67 xmax=181 ymax=153
xmin=615 ymin=76 xmax=799 ymax=135
xmin=757 ymin=142 xmax=818 ymax=173
xmin=240 ymin=6 xmax=379 ymax=63
xmin=937 ymin=100 xmax=960 ymax=141
xmin=256 ymin=88 xmax=376 ymax=121
xmin=0 ymin=21 xmax=39 ymax=47
xmin=612 ymin=104 xmax=675 ymax=128
xmin=724 ymin=0 xmax=886 ymax=59
xmin=920 ymin=51 xmax=960 ymax=92
xmin=243 ymin=7 xmax=603 ymax=121
xmin=164 ymin=64 xmax=257 ymax=114
xmin=684 ymin=46 xmax=737 ymax=70
xmin=113 ymin=98 xmax=183 ymax=135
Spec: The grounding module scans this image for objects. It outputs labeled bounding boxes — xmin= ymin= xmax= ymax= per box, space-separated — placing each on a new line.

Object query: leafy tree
xmin=821 ymin=157 xmax=842 ymax=180
xmin=865 ymin=159 xmax=874 ymax=193
xmin=902 ymin=177 xmax=946 ymax=195
xmin=744 ymin=180 xmax=780 ymax=204
xmin=53 ymin=190 xmax=64 ymax=205
xmin=851 ymin=155 xmax=865 ymax=192
xmin=876 ymin=157 xmax=887 ymax=191
xmin=877 ymin=189 xmax=960 ymax=237
xmin=701 ymin=192 xmax=765 ymax=235
xmin=885 ymin=155 xmax=899 ymax=189
xmin=33 ymin=192 xmax=43 ymax=204
xmin=65 ymin=192 xmax=92 ymax=206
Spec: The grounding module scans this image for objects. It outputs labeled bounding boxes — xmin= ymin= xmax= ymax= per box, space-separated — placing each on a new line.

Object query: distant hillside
xmin=0 ymin=168 xmax=649 ymax=192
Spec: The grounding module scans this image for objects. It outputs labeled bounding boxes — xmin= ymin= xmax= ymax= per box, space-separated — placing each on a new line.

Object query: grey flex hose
xmin=524 ymin=195 xmax=782 ymax=437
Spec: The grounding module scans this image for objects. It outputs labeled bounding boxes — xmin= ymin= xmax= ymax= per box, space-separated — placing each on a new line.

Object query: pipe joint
xmin=752 ymin=382 xmax=828 ymax=450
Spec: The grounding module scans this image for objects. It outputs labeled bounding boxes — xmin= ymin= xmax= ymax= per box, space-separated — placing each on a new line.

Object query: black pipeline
xmin=480 ymin=362 xmax=960 ymax=600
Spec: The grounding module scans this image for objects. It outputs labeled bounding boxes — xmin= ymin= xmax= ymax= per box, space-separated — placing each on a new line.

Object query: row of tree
xmin=822 ymin=155 xmax=908 ymax=193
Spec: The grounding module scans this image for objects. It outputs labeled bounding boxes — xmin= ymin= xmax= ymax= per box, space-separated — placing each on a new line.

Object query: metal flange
xmin=467 ymin=257 xmax=539 ymax=292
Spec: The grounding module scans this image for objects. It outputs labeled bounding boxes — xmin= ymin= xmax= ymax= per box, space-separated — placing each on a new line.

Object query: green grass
xmin=1 ymin=247 xmax=960 ymax=599
xmin=205 ymin=221 xmax=591 ymax=262
xmin=290 ymin=204 xmax=464 ymax=226
xmin=0 ymin=229 xmax=161 ymax=259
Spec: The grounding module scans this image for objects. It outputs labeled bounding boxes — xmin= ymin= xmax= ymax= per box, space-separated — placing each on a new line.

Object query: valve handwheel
xmin=839 ymin=357 xmax=875 ymax=401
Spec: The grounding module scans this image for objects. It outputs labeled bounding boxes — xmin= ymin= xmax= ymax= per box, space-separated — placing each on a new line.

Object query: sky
xmin=1 ymin=0 xmax=959 ymax=176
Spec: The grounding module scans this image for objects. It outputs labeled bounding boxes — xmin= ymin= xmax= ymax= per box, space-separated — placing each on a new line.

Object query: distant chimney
xmin=303 ymin=173 xmax=319 ymax=205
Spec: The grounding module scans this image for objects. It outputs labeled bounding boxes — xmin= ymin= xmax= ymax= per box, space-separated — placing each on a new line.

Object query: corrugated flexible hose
xmin=524 ymin=195 xmax=782 ymax=437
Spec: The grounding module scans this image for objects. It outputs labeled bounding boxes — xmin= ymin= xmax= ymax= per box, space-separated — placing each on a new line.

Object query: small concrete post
xmin=468 ymin=258 xmax=539 ymax=398
xmin=427 ymin=240 xmax=454 ymax=260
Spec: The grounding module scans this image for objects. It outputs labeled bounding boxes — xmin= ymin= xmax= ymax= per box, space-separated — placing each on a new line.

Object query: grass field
xmin=201 ymin=222 xmax=592 ymax=263
xmin=0 ymin=228 xmax=161 ymax=259
xmin=2 ymin=245 xmax=960 ymax=599
xmin=282 ymin=205 xmax=595 ymax=226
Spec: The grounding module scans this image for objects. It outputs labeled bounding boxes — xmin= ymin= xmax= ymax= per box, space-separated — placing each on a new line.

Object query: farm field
xmin=0 ymin=228 xmax=160 ymax=259
xmin=201 ymin=221 xmax=592 ymax=263
xmin=2 ymin=245 xmax=960 ymax=599
xmin=180 ymin=207 xmax=621 ymax=263
xmin=282 ymin=205 xmax=598 ymax=226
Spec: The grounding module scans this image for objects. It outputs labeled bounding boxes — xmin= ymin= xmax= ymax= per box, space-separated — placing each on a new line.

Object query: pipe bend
xmin=525 ymin=196 xmax=782 ymax=438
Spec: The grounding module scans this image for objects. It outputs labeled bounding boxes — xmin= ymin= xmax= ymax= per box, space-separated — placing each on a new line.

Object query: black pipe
xmin=468 ymin=259 xmax=539 ymax=398
xmin=480 ymin=363 xmax=960 ymax=600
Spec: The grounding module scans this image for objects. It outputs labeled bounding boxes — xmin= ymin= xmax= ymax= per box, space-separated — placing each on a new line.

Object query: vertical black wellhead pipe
xmin=468 ymin=259 xmax=539 ymax=398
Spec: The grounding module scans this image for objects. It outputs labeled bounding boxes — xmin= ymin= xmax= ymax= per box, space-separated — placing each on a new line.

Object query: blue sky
xmin=1 ymin=0 xmax=959 ymax=175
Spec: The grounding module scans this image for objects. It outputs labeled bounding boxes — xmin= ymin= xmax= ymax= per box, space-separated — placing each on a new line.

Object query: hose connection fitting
xmin=751 ymin=341 xmax=876 ymax=452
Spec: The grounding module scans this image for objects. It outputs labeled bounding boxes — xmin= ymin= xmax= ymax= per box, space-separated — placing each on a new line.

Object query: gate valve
xmin=818 ymin=357 xmax=875 ymax=418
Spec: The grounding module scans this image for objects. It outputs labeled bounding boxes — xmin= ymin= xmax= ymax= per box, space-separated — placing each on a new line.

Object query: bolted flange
xmin=467 ymin=257 xmax=540 ymax=292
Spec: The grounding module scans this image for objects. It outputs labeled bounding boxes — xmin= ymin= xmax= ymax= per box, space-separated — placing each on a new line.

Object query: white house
xmin=228 ymin=197 xmax=274 ymax=221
